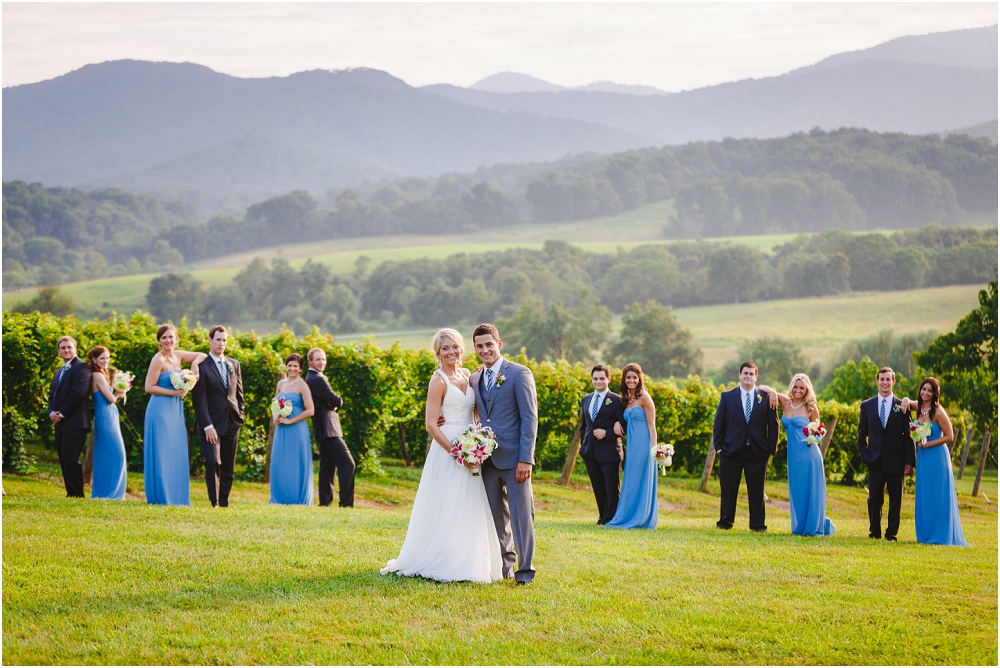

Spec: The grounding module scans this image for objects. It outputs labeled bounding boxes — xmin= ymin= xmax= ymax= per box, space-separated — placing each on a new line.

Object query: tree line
xmin=4 ymin=128 xmax=996 ymax=291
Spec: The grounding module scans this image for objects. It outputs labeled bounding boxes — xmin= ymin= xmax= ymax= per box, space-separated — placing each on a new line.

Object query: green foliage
xmin=716 ymin=337 xmax=818 ymax=388
xmin=608 ymin=300 xmax=703 ymax=378
xmin=917 ymin=278 xmax=998 ymax=430
xmin=12 ymin=285 xmax=76 ymax=316
xmin=145 ymin=273 xmax=202 ymax=322
xmin=497 ymin=292 xmax=611 ymax=364
xmin=827 ymin=328 xmax=938 ymax=379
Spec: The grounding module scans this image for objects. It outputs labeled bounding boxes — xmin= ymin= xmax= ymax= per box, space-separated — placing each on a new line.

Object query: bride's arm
xmin=425 ymin=375 xmax=454 ymax=453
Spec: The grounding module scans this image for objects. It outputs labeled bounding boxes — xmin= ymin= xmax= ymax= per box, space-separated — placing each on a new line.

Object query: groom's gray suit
xmin=470 ymin=357 xmax=538 ymax=583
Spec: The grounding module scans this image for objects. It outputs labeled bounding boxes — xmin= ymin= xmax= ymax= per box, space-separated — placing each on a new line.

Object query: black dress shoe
xmin=596 ymin=519 xmax=606 ymax=526
xmin=885 ymin=536 xmax=897 ymax=542
xmin=750 ymin=527 xmax=768 ymax=533
xmin=515 ymin=580 xmax=531 ymax=586
xmin=869 ymin=534 xmax=881 ymax=539
xmin=716 ymin=522 xmax=733 ymax=530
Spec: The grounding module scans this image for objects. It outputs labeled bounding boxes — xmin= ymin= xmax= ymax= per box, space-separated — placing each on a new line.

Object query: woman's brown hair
xmin=917 ymin=376 xmax=941 ymax=421
xmin=619 ymin=363 xmax=645 ymax=406
xmin=156 ymin=323 xmax=177 ymax=344
xmin=86 ymin=345 xmax=110 ymax=381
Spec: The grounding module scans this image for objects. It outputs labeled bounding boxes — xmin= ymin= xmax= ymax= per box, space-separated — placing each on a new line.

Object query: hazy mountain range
xmin=3 ymin=24 xmax=996 ymax=216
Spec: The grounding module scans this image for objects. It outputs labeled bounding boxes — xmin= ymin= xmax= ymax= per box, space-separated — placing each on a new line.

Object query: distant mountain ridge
xmin=802 ymin=24 xmax=997 ymax=71
xmin=470 ymin=72 xmax=670 ymax=95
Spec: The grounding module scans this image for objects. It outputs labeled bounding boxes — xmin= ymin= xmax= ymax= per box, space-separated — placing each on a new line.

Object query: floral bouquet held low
xmin=169 ymin=369 xmax=197 ymax=393
xmin=450 ymin=424 xmax=498 ymax=476
xmin=802 ymin=421 xmax=827 ymax=447
xmin=271 ymin=396 xmax=294 ymax=420
xmin=651 ymin=443 xmax=675 ymax=475
xmin=111 ymin=371 xmax=135 ymax=405
xmin=909 ymin=420 xmax=932 ymax=446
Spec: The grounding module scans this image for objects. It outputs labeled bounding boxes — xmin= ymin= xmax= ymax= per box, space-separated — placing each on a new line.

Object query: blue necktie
xmin=591 ymin=393 xmax=601 ymax=421
xmin=744 ymin=392 xmax=752 ymax=423
xmin=217 ymin=358 xmax=229 ymax=390
xmin=58 ymin=363 xmax=71 ymax=386
xmin=880 ymin=398 xmax=886 ymax=427
xmin=486 ymin=368 xmax=495 ymax=393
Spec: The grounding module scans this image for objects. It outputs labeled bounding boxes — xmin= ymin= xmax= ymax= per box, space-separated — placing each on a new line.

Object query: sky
xmin=2 ymin=2 xmax=997 ymax=91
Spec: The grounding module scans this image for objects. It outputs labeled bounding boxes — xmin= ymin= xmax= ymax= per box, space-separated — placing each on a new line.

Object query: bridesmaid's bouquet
xmin=651 ymin=443 xmax=675 ymax=475
xmin=802 ymin=421 xmax=827 ymax=447
xmin=450 ymin=424 xmax=498 ymax=476
xmin=909 ymin=420 xmax=932 ymax=445
xmin=169 ymin=369 xmax=198 ymax=392
xmin=271 ymin=397 xmax=294 ymax=419
xmin=111 ymin=370 xmax=135 ymax=404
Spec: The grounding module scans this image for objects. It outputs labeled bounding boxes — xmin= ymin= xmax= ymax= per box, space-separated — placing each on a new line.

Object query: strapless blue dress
xmin=270 ymin=392 xmax=314 ymax=506
xmin=91 ymin=391 xmax=127 ymax=500
xmin=915 ymin=422 xmax=969 ymax=546
xmin=783 ymin=415 xmax=835 ymax=536
xmin=606 ymin=406 xmax=657 ymax=530
xmin=143 ymin=371 xmax=190 ymax=506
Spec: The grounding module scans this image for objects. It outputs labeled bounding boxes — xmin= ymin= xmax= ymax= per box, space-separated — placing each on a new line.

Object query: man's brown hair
xmin=473 ymin=323 xmax=500 ymax=342
xmin=208 ymin=325 xmax=228 ymax=340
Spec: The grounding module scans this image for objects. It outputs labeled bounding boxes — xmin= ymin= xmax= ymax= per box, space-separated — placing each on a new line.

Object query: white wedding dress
xmin=381 ymin=369 xmax=503 ymax=583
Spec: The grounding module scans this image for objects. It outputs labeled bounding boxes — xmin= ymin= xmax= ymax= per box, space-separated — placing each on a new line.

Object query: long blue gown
xmin=783 ymin=415 xmax=835 ymax=536
xmin=143 ymin=371 xmax=190 ymax=506
xmin=269 ymin=392 xmax=314 ymax=506
xmin=91 ymin=391 xmax=127 ymax=500
xmin=605 ymin=406 xmax=657 ymax=530
xmin=915 ymin=422 xmax=969 ymax=546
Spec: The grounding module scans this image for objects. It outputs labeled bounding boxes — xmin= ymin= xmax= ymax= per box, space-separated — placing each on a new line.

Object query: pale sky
xmin=2 ymin=2 xmax=997 ymax=91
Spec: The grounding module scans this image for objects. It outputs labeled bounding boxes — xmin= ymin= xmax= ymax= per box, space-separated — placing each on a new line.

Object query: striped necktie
xmin=58 ymin=362 xmax=71 ymax=386
xmin=880 ymin=398 xmax=886 ymax=427
xmin=486 ymin=368 xmax=495 ymax=393
xmin=217 ymin=358 xmax=229 ymax=390
xmin=591 ymin=393 xmax=602 ymax=421
xmin=744 ymin=391 xmax=752 ymax=422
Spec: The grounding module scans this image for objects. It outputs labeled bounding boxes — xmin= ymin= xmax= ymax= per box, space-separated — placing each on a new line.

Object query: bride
xmin=381 ymin=328 xmax=502 ymax=583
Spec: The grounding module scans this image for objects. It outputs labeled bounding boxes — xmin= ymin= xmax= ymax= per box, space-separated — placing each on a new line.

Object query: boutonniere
xmin=756 ymin=394 xmax=762 ymax=404
xmin=604 ymin=397 xmax=612 ymax=407
xmin=892 ymin=405 xmax=900 ymax=413
xmin=496 ymin=374 xmax=506 ymax=387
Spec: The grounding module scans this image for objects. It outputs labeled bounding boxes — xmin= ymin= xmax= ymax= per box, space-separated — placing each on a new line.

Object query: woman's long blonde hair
xmin=787 ymin=373 xmax=817 ymax=411
xmin=431 ymin=328 xmax=465 ymax=367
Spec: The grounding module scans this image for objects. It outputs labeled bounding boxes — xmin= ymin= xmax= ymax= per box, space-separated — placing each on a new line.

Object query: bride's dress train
xmin=381 ymin=369 xmax=503 ymax=583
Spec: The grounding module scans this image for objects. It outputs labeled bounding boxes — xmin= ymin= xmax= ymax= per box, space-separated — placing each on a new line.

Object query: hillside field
xmin=2 ymin=444 xmax=996 ymax=665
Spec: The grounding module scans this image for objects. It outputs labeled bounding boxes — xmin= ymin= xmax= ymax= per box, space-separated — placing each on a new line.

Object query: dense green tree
xmin=608 ymin=301 xmax=703 ymax=378
xmin=717 ymin=336 xmax=816 ymax=387
xmin=498 ymin=292 xmax=611 ymax=364
xmin=707 ymin=245 xmax=770 ymax=304
xmin=146 ymin=273 xmax=202 ymax=323
xmin=12 ymin=285 xmax=75 ymax=317
xmin=234 ymin=258 xmax=272 ymax=319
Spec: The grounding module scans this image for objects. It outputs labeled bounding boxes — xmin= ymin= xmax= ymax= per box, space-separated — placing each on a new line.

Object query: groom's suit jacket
xmin=470 ymin=357 xmax=538 ymax=469
xmin=857 ymin=395 xmax=914 ymax=475
xmin=47 ymin=357 xmax=92 ymax=433
xmin=712 ymin=386 xmax=778 ymax=459
xmin=191 ymin=354 xmax=244 ymax=453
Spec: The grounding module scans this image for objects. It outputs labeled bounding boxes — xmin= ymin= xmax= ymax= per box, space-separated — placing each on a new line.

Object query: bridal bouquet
xmin=651 ymin=443 xmax=675 ymax=475
xmin=909 ymin=420 xmax=932 ymax=445
xmin=169 ymin=369 xmax=197 ymax=392
xmin=111 ymin=370 xmax=135 ymax=404
xmin=450 ymin=424 xmax=498 ymax=476
xmin=802 ymin=421 xmax=827 ymax=447
xmin=271 ymin=396 xmax=294 ymax=419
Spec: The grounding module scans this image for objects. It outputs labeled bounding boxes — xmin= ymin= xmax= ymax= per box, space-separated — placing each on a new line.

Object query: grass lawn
xmin=3 ymin=447 xmax=996 ymax=665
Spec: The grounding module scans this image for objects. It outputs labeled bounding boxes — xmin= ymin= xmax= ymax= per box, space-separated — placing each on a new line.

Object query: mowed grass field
xmin=3 ymin=446 xmax=996 ymax=665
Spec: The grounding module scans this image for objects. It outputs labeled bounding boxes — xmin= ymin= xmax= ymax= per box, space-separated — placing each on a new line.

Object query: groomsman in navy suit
xmin=191 ymin=326 xmax=244 ymax=507
xmin=47 ymin=335 xmax=92 ymax=498
xmin=579 ymin=364 xmax=625 ymax=525
xmin=857 ymin=366 xmax=914 ymax=541
xmin=305 ymin=348 xmax=355 ymax=507
xmin=712 ymin=362 xmax=779 ymax=531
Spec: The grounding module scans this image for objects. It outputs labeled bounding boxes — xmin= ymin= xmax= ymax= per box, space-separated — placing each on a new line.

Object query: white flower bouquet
xmin=802 ymin=420 xmax=827 ymax=447
xmin=111 ymin=370 xmax=135 ymax=404
xmin=909 ymin=420 xmax=932 ymax=445
xmin=450 ymin=424 xmax=498 ymax=476
xmin=169 ymin=369 xmax=197 ymax=392
xmin=651 ymin=443 xmax=675 ymax=475
xmin=271 ymin=396 xmax=294 ymax=419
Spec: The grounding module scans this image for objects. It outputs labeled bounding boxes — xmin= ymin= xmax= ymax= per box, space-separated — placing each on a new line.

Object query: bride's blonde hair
xmin=431 ymin=328 xmax=465 ymax=367
xmin=787 ymin=373 xmax=818 ymax=411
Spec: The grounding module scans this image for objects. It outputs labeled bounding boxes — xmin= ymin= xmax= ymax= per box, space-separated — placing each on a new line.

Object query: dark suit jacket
xmin=191 ymin=354 xmax=244 ymax=439
xmin=579 ymin=391 xmax=624 ymax=463
xmin=857 ymin=395 xmax=915 ymax=474
xmin=712 ymin=386 xmax=778 ymax=458
xmin=47 ymin=357 xmax=92 ymax=433
xmin=305 ymin=369 xmax=343 ymax=441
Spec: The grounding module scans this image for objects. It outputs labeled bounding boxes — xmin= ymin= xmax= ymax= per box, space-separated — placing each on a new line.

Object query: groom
xmin=470 ymin=323 xmax=538 ymax=584
xmin=191 ymin=326 xmax=244 ymax=507
xmin=712 ymin=361 xmax=778 ymax=532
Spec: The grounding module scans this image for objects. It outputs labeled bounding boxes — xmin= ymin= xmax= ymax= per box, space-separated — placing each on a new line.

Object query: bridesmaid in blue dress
xmin=86 ymin=346 xmax=127 ymax=500
xmin=762 ymin=374 xmax=835 ymax=536
xmin=909 ymin=377 xmax=969 ymax=546
xmin=270 ymin=353 xmax=316 ymax=506
xmin=605 ymin=363 xmax=658 ymax=530
xmin=143 ymin=324 xmax=206 ymax=506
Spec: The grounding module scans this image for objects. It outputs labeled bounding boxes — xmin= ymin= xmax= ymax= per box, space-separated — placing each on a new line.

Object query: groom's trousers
xmin=481 ymin=459 xmax=535 ymax=583
xmin=717 ymin=446 xmax=769 ymax=531
xmin=56 ymin=429 xmax=88 ymax=498
xmin=866 ymin=456 xmax=903 ymax=539
xmin=318 ymin=436 xmax=355 ymax=507
xmin=202 ymin=426 xmax=240 ymax=507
